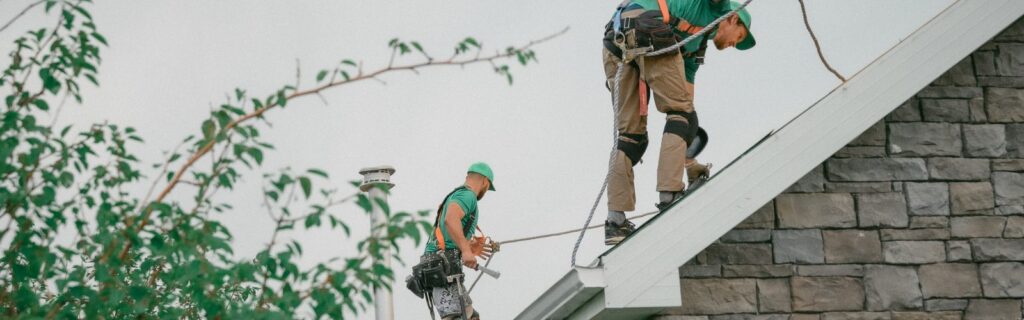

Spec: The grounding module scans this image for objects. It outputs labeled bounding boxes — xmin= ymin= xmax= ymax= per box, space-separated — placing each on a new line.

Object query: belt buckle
xmin=622 ymin=45 xmax=652 ymax=64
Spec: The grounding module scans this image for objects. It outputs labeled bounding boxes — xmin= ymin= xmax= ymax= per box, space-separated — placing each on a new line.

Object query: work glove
xmin=469 ymin=236 xmax=495 ymax=260
xmin=687 ymin=162 xmax=712 ymax=186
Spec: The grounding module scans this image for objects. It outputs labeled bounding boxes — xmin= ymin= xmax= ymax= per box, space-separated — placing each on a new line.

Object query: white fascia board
xmin=602 ymin=0 xmax=1024 ymax=309
xmin=514 ymin=267 xmax=605 ymax=320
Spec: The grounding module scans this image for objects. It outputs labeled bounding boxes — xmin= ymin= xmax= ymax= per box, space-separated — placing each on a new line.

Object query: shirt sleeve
xmin=451 ymin=190 xmax=478 ymax=218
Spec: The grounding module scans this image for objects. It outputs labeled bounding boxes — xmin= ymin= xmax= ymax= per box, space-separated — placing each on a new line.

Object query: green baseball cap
xmin=467 ymin=162 xmax=496 ymax=191
xmin=729 ymin=1 xmax=756 ymax=51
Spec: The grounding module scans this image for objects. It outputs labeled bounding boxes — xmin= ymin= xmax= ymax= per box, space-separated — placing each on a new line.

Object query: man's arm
xmin=444 ymin=202 xmax=477 ymax=268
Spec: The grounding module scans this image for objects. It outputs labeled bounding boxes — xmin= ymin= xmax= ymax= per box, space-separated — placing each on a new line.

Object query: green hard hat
xmin=730 ymin=1 xmax=756 ymax=51
xmin=467 ymin=162 xmax=496 ymax=191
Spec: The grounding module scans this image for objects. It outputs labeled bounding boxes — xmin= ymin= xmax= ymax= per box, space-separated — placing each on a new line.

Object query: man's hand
xmin=469 ymin=236 xmax=494 ymax=260
xmin=461 ymin=250 xmax=478 ymax=269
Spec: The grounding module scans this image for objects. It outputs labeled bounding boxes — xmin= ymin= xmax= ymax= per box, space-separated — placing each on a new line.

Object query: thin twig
xmin=797 ymin=0 xmax=846 ymax=82
xmin=0 ymin=0 xmax=45 ymax=35
xmin=110 ymin=27 xmax=569 ymax=263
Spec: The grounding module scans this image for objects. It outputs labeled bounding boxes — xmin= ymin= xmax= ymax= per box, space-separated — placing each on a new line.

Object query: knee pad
xmin=665 ymin=111 xmax=699 ymax=145
xmin=617 ymin=133 xmax=649 ymax=166
xmin=686 ymin=127 xmax=709 ymax=158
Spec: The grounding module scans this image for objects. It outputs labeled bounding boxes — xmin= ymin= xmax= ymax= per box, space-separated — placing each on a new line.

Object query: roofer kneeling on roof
xmin=602 ymin=0 xmax=755 ymax=245
xmin=406 ymin=163 xmax=496 ymax=320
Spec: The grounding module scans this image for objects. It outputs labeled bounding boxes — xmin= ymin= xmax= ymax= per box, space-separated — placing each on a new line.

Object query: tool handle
xmin=475 ymin=265 xmax=501 ymax=279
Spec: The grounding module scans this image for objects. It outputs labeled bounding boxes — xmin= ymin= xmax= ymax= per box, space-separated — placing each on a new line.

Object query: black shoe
xmin=605 ymin=220 xmax=636 ymax=245
xmin=656 ymin=191 xmax=686 ymax=211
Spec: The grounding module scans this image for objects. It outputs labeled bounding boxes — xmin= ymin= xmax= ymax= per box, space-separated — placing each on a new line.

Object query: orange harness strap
xmin=433 ymin=222 xmax=485 ymax=251
xmin=657 ymin=0 xmax=671 ymax=24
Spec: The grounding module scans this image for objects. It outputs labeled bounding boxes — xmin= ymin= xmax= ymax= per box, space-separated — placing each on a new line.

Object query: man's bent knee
xmin=617 ymin=133 xmax=649 ymax=166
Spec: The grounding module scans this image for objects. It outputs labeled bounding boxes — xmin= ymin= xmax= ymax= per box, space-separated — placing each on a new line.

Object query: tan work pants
xmin=602 ymin=39 xmax=695 ymax=212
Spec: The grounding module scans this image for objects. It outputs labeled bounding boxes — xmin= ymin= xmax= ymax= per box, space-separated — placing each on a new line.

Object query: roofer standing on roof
xmin=602 ymin=0 xmax=755 ymax=245
xmin=422 ymin=162 xmax=496 ymax=319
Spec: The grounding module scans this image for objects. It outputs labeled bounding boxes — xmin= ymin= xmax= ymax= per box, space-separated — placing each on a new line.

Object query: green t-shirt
xmin=628 ymin=0 xmax=729 ymax=83
xmin=424 ymin=187 xmax=479 ymax=254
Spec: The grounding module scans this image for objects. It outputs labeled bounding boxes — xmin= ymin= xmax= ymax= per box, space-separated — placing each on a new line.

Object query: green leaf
xmin=246 ymin=147 xmax=263 ymax=165
xmin=306 ymin=168 xmax=328 ymax=178
xmin=31 ymin=99 xmax=49 ymax=111
xmin=299 ymin=177 xmax=312 ymax=199
xmin=316 ymin=70 xmax=328 ymax=82
xmin=201 ymin=119 xmax=216 ymax=140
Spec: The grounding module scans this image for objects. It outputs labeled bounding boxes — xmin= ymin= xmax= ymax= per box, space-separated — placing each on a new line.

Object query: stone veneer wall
xmin=656 ymin=18 xmax=1024 ymax=320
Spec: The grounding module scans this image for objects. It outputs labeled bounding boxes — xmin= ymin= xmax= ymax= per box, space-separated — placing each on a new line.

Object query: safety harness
xmin=412 ymin=186 xmax=480 ymax=320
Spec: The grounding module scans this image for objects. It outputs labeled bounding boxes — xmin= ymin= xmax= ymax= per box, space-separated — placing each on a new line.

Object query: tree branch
xmin=0 ymin=0 xmax=45 ymax=35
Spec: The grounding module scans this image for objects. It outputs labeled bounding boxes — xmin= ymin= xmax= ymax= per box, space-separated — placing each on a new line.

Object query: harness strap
xmin=657 ymin=0 xmax=671 ymax=24
xmin=432 ymin=186 xmax=477 ymax=251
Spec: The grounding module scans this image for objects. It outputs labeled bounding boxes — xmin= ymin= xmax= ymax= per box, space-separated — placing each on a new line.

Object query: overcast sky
xmin=0 ymin=0 xmax=956 ymax=318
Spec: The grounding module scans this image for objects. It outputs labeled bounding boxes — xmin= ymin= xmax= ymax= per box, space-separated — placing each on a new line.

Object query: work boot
xmin=656 ymin=191 xmax=686 ymax=211
xmin=687 ymin=162 xmax=712 ymax=191
xmin=605 ymin=220 xmax=636 ymax=245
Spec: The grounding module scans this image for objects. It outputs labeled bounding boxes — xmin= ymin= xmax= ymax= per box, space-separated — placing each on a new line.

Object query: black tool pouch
xmin=634 ymin=10 xmax=679 ymax=50
xmin=408 ymin=248 xmax=463 ymax=296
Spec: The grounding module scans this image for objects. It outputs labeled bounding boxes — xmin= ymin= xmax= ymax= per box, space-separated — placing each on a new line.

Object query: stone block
xmin=720 ymin=229 xmax=772 ymax=243
xmin=792 ymin=277 xmax=865 ymax=312
xmin=974 ymin=51 xmax=998 ymax=76
xmin=679 ymin=265 xmax=722 ymax=278
xmin=704 ymin=243 xmax=773 ymax=265
xmin=951 ymin=182 xmax=996 ymax=214
xmin=834 ymin=146 xmax=887 ymax=158
xmin=709 ymin=315 xmax=789 ymax=320
xmin=928 ymin=158 xmax=991 ymax=181
xmin=948 ymin=240 xmax=973 ymax=262
xmin=859 ymin=193 xmax=909 ymax=228
xmin=920 ymin=263 xmax=983 ymax=298
xmin=969 ymin=97 xmax=988 ymax=123
xmin=821 ymin=312 xmax=890 ymax=320
xmin=864 ymin=265 xmax=924 ymax=311
xmin=986 ymin=87 xmax=1024 ymax=122
xmin=978 ymin=76 xmax=1024 ymax=88
xmin=722 ymin=265 xmax=793 ymax=278
xmin=737 ymin=201 xmax=774 ymax=229
xmin=757 ymin=278 xmax=791 ymax=313
xmin=964 ymin=299 xmax=1021 ymax=320
xmin=850 ymin=121 xmax=886 ymax=146
xmin=709 ymin=316 xmax=789 ymax=320
xmin=964 ymin=125 xmax=1007 ymax=157
xmin=922 ymin=99 xmax=971 ymax=122
xmin=972 ymin=238 xmax=1024 ymax=261
xmin=889 ymin=123 xmax=962 ymax=157
xmin=888 ymin=99 xmax=921 ymax=122
xmin=996 ymin=43 xmax=1024 ymax=76
xmin=824 ymin=230 xmax=882 ymax=263
xmin=787 ymin=164 xmax=826 ymax=193
xmin=797 ymin=264 xmax=865 ymax=277
xmin=883 ymin=241 xmax=946 ymax=264
xmin=910 ymin=216 xmax=949 ymax=229
xmin=951 ymin=216 xmax=1007 ymax=238
xmin=880 ymin=228 xmax=950 ymax=241
xmin=1009 ymin=125 xmax=1024 ymax=157
xmin=995 ymin=18 xmax=1024 ymax=42
xmin=680 ymin=278 xmax=757 ymax=314
xmin=827 ymin=158 xmax=928 ymax=182
xmin=653 ymin=317 xmax=709 ymax=320
xmin=925 ymin=299 xmax=969 ymax=311
xmin=997 ymin=205 xmax=1024 ymax=215
xmin=993 ymin=172 xmax=1024 ymax=206
xmin=917 ymin=86 xmax=982 ymax=99
xmin=932 ymin=56 xmax=977 ymax=86
xmin=791 ymin=315 xmax=820 ymax=320
xmin=1005 ymin=216 xmax=1024 ymax=238
xmin=981 ymin=262 xmax=1024 ymax=298
xmin=826 ymin=182 xmax=892 ymax=193
xmin=994 ymin=159 xmax=1024 ymax=172
xmin=906 ymin=183 xmax=950 ymax=216
xmin=777 ymin=194 xmax=856 ymax=228
xmin=774 ymin=229 xmax=825 ymax=264
xmin=891 ymin=312 xmax=962 ymax=320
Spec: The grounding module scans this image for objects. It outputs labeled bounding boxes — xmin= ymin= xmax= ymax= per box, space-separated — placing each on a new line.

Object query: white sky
xmin=0 ymin=0 xmax=955 ymax=318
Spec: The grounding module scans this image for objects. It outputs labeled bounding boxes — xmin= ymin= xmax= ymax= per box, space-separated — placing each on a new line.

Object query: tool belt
xmin=603 ymin=10 xmax=709 ymax=64
xmin=406 ymin=248 xmax=463 ymax=298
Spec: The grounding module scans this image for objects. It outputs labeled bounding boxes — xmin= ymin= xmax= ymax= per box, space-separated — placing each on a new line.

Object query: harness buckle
xmin=622 ymin=45 xmax=653 ymax=64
